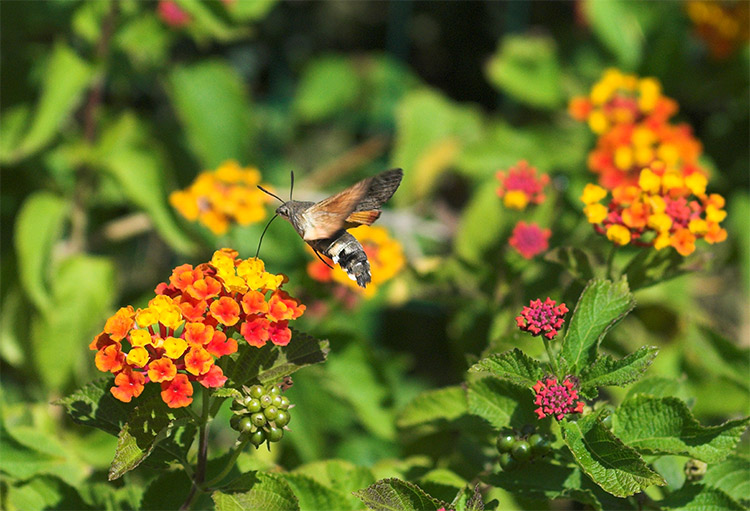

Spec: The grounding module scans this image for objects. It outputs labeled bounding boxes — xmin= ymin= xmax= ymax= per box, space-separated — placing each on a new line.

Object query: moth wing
xmin=300 ymin=177 xmax=373 ymax=241
xmin=352 ymin=168 xmax=403 ymax=213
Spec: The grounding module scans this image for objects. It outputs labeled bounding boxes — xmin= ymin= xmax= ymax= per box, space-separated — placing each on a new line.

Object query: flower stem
xmin=605 ymin=243 xmax=618 ymax=281
xmin=542 ymin=336 xmax=560 ymax=377
xmin=180 ymin=390 xmax=211 ymax=511
xmin=202 ymin=437 xmax=250 ymax=490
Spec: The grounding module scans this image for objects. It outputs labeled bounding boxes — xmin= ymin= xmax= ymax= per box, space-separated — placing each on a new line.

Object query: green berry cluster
xmin=496 ymin=424 xmax=553 ymax=471
xmin=230 ymin=384 xmax=291 ymax=448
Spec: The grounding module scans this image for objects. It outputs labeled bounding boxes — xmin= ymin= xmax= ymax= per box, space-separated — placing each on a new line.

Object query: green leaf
xmin=579 ymin=346 xmax=658 ymax=398
xmin=109 ymin=396 xmax=190 ymax=480
xmin=624 ymin=376 xmax=690 ymax=402
xmin=3 ymin=43 xmax=94 ymax=163
xmin=612 ymin=396 xmax=750 ymax=463
xmin=453 ymin=180 xmax=508 ymax=265
xmin=450 ymin=485 xmax=484 ymax=511
xmin=226 ymin=329 xmax=329 ymax=386
xmin=167 ymin=60 xmax=254 ymax=168
xmin=14 ymin=191 xmax=69 ymax=310
xmin=485 ymin=34 xmax=563 ymax=109
xmin=396 ymin=386 xmax=467 ymax=429
xmin=560 ymin=278 xmax=635 ymax=375
xmin=294 ymin=56 xmax=361 ymax=122
xmin=702 ymin=456 xmax=750 ymax=505
xmin=97 ymin=114 xmax=197 ymax=254
xmin=33 ymin=254 xmax=116 ymax=390
xmin=293 ymin=459 xmax=375 ymax=501
xmin=466 ymin=377 xmax=535 ymax=430
xmin=583 ymin=0 xmax=644 ymax=69
xmin=175 ymin=0 xmax=251 ymax=41
xmin=115 ymin=13 xmax=171 ymax=70
xmin=224 ymin=0 xmax=277 ymax=21
xmin=212 ymin=472 xmax=299 ymax=511
xmin=0 ymin=287 xmax=31 ymax=366
xmin=545 ymin=247 xmax=595 ymax=283
xmin=353 ymin=478 xmax=447 ymax=511
xmin=5 ymin=475 xmax=92 ymax=511
xmin=391 ymin=89 xmax=482 ymax=205
xmin=485 ymin=462 xmax=604 ymax=511
xmin=561 ymin=413 xmax=665 ymax=497
xmin=470 ymin=349 xmax=546 ymax=388
xmin=56 ymin=379 xmax=133 ymax=436
xmin=696 ymin=327 xmax=750 ymax=390
xmin=658 ymin=484 xmax=745 ymax=511
xmin=623 ymin=248 xmax=706 ymax=291
xmin=278 ymin=473 xmax=360 ymax=511
xmin=141 ymin=470 xmax=194 ymax=511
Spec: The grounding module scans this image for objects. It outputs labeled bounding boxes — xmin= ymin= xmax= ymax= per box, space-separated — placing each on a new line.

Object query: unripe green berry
xmin=242 ymin=395 xmax=255 ymax=407
xmin=274 ymin=410 xmax=290 ymax=427
xmin=260 ymin=394 xmax=273 ymax=408
xmin=268 ymin=386 xmax=281 ymax=396
xmin=529 ymin=434 xmax=550 ymax=456
xmin=238 ymin=416 xmax=254 ymax=433
xmin=246 ymin=398 xmax=262 ymax=413
xmin=496 ymin=433 xmax=515 ymax=453
xmin=279 ymin=396 xmax=290 ymax=409
xmin=249 ymin=429 xmax=265 ymax=447
xmin=499 ymin=452 xmax=517 ymax=471
xmin=271 ymin=395 xmax=283 ymax=408
xmin=511 ymin=440 xmax=531 ymax=462
xmin=266 ymin=425 xmax=284 ymax=442
xmin=249 ymin=385 xmax=264 ymax=398
xmin=251 ymin=412 xmax=266 ymax=427
xmin=230 ymin=414 xmax=242 ymax=430
xmin=264 ymin=406 xmax=279 ymax=420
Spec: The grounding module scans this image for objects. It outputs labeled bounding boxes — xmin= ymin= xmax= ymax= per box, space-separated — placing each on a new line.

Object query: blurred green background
xmin=1 ymin=1 xmax=748 ymax=509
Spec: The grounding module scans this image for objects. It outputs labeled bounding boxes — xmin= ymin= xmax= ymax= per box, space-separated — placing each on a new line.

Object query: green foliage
xmin=396 ymin=386 xmax=467 ymax=429
xmin=212 ymin=472 xmax=299 ymax=511
xmin=466 ymin=378 xmax=536 ymax=430
xmin=578 ymin=345 xmax=659 ymax=398
xmin=354 ymin=478 xmax=447 ymax=511
xmin=470 ymin=349 xmax=547 ymax=388
xmin=295 ymin=56 xmax=361 ymax=122
xmin=560 ymin=278 xmax=635 ymax=374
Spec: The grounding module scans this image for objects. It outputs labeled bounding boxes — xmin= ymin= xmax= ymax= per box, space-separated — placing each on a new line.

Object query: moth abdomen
xmin=311 ymin=233 xmax=371 ymax=288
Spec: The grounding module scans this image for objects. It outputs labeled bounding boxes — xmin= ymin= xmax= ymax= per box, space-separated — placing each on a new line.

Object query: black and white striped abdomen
xmin=310 ymin=233 xmax=371 ymax=288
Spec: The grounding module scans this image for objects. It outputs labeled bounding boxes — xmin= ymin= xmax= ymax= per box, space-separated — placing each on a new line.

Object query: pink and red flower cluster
xmin=90 ymin=249 xmax=305 ymax=408
xmin=516 ymin=298 xmax=568 ymax=340
xmin=508 ymin=222 xmax=551 ymax=260
xmin=496 ymin=160 xmax=550 ymax=211
xmin=533 ymin=377 xmax=585 ymax=420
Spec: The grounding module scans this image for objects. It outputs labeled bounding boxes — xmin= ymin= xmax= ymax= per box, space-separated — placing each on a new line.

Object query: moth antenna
xmin=255 ymin=214 xmax=279 ymax=259
xmin=257 ymin=185 xmax=285 ymax=204
xmin=289 ymin=170 xmax=295 ymax=201
xmin=312 ymin=248 xmax=334 ymax=269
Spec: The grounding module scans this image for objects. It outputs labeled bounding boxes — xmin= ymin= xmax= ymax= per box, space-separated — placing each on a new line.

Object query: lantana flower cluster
xmin=169 ymin=160 xmax=272 ymax=235
xmin=91 ymin=249 xmax=305 ymax=408
xmin=686 ymin=1 xmax=749 ymax=59
xmin=533 ymin=377 xmax=585 ymax=420
xmin=307 ymin=225 xmax=406 ymax=298
xmin=495 ymin=161 xmax=553 ymax=260
xmin=581 ymin=163 xmax=727 ymax=256
xmin=516 ymin=298 xmax=569 ymax=340
xmin=496 ymin=160 xmax=550 ymax=211
xmin=569 ymin=69 xmax=707 ymax=189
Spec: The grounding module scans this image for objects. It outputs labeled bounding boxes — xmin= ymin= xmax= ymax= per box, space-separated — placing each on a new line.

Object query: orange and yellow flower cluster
xmin=569 ymin=69 xmax=706 ymax=189
xmin=91 ymin=249 xmax=305 ymax=408
xmin=170 ymin=160 xmax=272 ymax=235
xmin=307 ymin=225 xmax=406 ymax=298
xmin=686 ymin=1 xmax=749 ymax=59
xmin=580 ymin=163 xmax=727 ymax=256
xmin=496 ymin=160 xmax=550 ymax=211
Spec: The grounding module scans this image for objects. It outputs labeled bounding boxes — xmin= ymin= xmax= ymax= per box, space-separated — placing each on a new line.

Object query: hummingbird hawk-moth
xmin=257 ymin=168 xmax=403 ymax=288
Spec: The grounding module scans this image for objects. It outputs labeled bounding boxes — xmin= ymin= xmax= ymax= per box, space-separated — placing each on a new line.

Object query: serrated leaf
xmin=561 ymin=413 xmax=665 ymax=497
xmin=470 ymin=349 xmax=547 ymax=388
xmin=33 ymin=254 xmax=116 ymax=390
xmin=579 ymin=346 xmax=658 ymax=398
xmin=396 ymin=386 xmax=467 ymax=429
xmin=294 ymin=55 xmax=361 ymax=122
xmin=613 ymin=396 xmax=750 ymax=463
xmin=168 ymin=60 xmax=254 ymax=168
xmin=450 ymin=485 xmax=484 ymax=511
xmin=484 ymin=462 xmax=603 ymax=511
xmin=466 ymin=377 xmax=536 ymax=430
xmin=212 ymin=472 xmax=299 ymax=511
xmin=560 ymin=278 xmax=635 ymax=375
xmin=226 ymin=329 xmax=329 ymax=386
xmin=353 ymin=478 xmax=447 ymax=511
xmin=624 ymin=376 xmax=690 ymax=402
xmin=56 ymin=379 xmax=133 ymax=436
xmin=109 ymin=396 xmax=190 ymax=480
xmin=3 ymin=43 xmax=94 ymax=162
xmin=212 ymin=387 xmax=242 ymax=399
xmin=14 ymin=191 xmax=69 ymax=310
xmin=658 ymin=484 xmax=745 ymax=510
xmin=278 ymin=473 xmax=360 ymax=511
xmin=583 ymin=0 xmax=644 ymax=68
xmin=485 ymin=34 xmax=563 ymax=109
xmin=702 ymin=456 xmax=750 ymax=505
xmin=545 ymin=246 xmax=595 ymax=283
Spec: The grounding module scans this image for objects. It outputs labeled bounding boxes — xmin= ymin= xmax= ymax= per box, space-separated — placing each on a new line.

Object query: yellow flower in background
xmin=170 ymin=160 xmax=272 ymax=235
